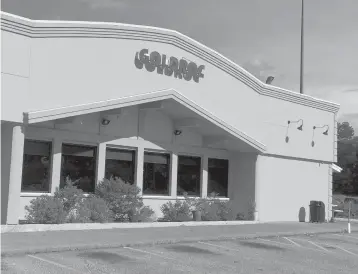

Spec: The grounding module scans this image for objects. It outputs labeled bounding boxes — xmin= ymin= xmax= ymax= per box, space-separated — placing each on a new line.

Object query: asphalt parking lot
xmin=2 ymin=232 xmax=358 ymax=274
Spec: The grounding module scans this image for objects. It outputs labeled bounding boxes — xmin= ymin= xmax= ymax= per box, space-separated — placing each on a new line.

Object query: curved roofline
xmin=23 ymin=88 xmax=267 ymax=153
xmin=1 ymin=11 xmax=340 ymax=113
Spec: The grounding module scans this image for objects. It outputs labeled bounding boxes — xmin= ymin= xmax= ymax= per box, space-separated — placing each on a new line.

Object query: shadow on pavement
xmin=78 ymin=251 xmax=133 ymax=264
xmin=237 ymin=241 xmax=286 ymax=251
xmin=164 ymin=244 xmax=220 ymax=255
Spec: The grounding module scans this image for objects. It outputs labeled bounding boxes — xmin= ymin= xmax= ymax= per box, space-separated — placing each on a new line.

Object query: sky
xmin=2 ymin=0 xmax=358 ymax=132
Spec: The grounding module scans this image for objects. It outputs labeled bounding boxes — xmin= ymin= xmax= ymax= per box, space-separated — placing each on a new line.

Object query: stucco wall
xmin=257 ymin=155 xmax=331 ymax=222
xmin=228 ymin=152 xmax=257 ymax=218
xmin=1 ymin=123 xmax=13 ymax=224
xmin=1 ymin=15 xmax=338 ymax=162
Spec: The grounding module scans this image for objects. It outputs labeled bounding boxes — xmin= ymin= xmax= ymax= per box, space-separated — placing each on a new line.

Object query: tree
xmin=351 ymin=159 xmax=358 ymax=194
xmin=333 ymin=121 xmax=357 ymax=194
xmin=338 ymin=122 xmax=355 ymax=141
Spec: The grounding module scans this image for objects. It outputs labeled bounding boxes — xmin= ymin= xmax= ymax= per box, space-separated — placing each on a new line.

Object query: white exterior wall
xmin=1 ymin=123 xmax=13 ymax=224
xmin=228 ymin=153 xmax=257 ymax=218
xmin=256 ymin=155 xmax=331 ymax=222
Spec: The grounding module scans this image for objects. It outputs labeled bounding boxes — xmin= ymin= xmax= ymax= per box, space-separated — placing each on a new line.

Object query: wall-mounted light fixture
xmin=266 ymin=76 xmax=275 ymax=85
xmin=311 ymin=125 xmax=329 ymax=147
xmin=174 ymin=129 xmax=182 ymax=136
xmin=101 ymin=117 xmax=111 ymax=126
xmin=313 ymin=125 xmax=329 ymax=135
xmin=285 ymin=119 xmax=304 ymax=143
xmin=288 ymin=119 xmax=304 ymax=131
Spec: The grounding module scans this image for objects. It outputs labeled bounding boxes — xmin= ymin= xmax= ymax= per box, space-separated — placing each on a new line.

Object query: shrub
xmin=85 ymin=196 xmax=113 ymax=223
xmin=200 ymin=200 xmax=221 ymax=221
xmin=183 ymin=192 xmax=236 ymax=221
xmin=130 ymin=206 xmax=156 ymax=223
xmin=247 ymin=198 xmax=257 ymax=221
xmin=236 ymin=212 xmax=246 ymax=220
xmin=54 ymin=177 xmax=85 ymax=213
xmin=25 ymin=195 xmax=66 ymax=224
xmin=160 ymin=200 xmax=192 ymax=222
xmin=66 ymin=202 xmax=91 ymax=223
xmin=95 ymin=177 xmax=146 ymax=222
xmin=65 ymin=196 xmax=113 ymax=223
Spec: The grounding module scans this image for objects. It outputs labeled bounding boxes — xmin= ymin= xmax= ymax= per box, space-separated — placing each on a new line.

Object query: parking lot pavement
xmin=2 ymin=232 xmax=358 ymax=274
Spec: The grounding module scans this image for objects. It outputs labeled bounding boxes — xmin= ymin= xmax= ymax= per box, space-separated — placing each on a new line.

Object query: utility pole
xmin=299 ymin=0 xmax=305 ymax=94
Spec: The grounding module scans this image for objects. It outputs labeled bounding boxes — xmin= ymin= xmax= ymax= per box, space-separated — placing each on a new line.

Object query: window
xmin=105 ymin=148 xmax=135 ymax=184
xmin=60 ymin=144 xmax=97 ymax=193
xmin=143 ymin=152 xmax=170 ymax=195
xmin=21 ymin=140 xmax=52 ymax=192
xmin=177 ymin=155 xmax=201 ymax=196
xmin=208 ymin=158 xmax=229 ymax=197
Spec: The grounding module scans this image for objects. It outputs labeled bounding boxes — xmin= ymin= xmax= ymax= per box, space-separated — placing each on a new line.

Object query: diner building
xmin=1 ymin=12 xmax=340 ymax=224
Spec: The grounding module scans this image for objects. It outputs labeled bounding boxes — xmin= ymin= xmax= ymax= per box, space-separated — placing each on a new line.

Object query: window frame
xmin=60 ymin=142 xmax=98 ymax=193
xmin=104 ymin=146 xmax=137 ymax=184
xmin=142 ymin=149 xmax=171 ymax=196
xmin=21 ymin=138 xmax=54 ymax=193
xmin=176 ymin=154 xmax=203 ymax=197
xmin=207 ymin=157 xmax=230 ymax=198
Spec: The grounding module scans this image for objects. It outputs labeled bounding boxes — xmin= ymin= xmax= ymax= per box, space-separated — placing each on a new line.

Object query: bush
xmin=183 ymin=192 xmax=236 ymax=221
xmin=198 ymin=200 xmax=236 ymax=221
xmin=25 ymin=195 xmax=66 ymax=224
xmin=95 ymin=178 xmax=145 ymax=222
xmin=130 ymin=206 xmax=156 ymax=222
xmin=160 ymin=200 xmax=192 ymax=222
xmin=236 ymin=212 xmax=246 ymax=220
xmin=85 ymin=196 xmax=113 ymax=223
xmin=65 ymin=196 xmax=113 ymax=223
xmin=54 ymin=178 xmax=85 ymax=213
xmin=66 ymin=202 xmax=91 ymax=223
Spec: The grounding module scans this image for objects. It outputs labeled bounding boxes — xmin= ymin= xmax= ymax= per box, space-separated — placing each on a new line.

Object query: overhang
xmin=23 ymin=88 xmax=266 ymax=153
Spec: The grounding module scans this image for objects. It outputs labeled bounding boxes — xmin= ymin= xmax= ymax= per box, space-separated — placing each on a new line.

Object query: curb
xmin=334 ymin=218 xmax=358 ymax=223
xmin=2 ymin=228 xmax=354 ymax=257
xmin=1 ymin=221 xmax=261 ymax=234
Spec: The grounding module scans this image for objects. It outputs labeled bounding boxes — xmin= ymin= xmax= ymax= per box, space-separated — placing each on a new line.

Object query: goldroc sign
xmin=134 ymin=49 xmax=205 ymax=83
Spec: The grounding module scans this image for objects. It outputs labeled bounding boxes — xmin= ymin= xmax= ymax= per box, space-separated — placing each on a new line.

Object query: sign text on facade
xmin=134 ymin=49 xmax=205 ymax=83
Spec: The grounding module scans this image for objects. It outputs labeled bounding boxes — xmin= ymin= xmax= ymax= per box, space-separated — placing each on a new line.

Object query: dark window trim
xmin=60 ymin=142 xmax=98 ymax=193
xmin=208 ymin=157 xmax=229 ymax=198
xmin=104 ymin=146 xmax=136 ymax=184
xmin=21 ymin=139 xmax=53 ymax=193
xmin=177 ymin=154 xmax=202 ymax=197
xmin=143 ymin=150 xmax=171 ymax=196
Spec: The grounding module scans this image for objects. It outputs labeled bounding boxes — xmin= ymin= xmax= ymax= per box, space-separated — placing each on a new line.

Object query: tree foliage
xmin=333 ymin=121 xmax=358 ymax=195
xmin=338 ymin=122 xmax=355 ymax=140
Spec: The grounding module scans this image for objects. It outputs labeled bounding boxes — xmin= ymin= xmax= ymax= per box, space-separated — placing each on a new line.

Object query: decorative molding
xmin=1 ymin=12 xmax=340 ymax=113
xmin=23 ymin=88 xmax=267 ymax=153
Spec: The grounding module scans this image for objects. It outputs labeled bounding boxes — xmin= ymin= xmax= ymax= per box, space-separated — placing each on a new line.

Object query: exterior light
xmin=266 ymin=76 xmax=275 ymax=85
xmin=288 ymin=119 xmax=304 ymax=131
xmin=101 ymin=118 xmax=111 ymax=126
xmin=311 ymin=125 xmax=329 ymax=147
xmin=313 ymin=125 xmax=329 ymax=136
xmin=285 ymin=119 xmax=304 ymax=143
xmin=174 ymin=129 xmax=182 ymax=136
